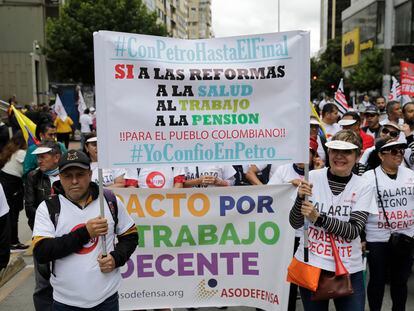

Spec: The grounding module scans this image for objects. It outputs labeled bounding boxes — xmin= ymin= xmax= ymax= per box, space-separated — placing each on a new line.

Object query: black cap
xmin=364 ymin=105 xmax=379 ymax=115
xmin=58 ymin=150 xmax=91 ymax=172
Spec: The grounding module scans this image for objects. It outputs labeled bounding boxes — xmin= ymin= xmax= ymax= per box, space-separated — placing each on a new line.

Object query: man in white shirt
xmin=33 ymin=150 xmax=137 ymax=310
xmin=79 ymin=108 xmax=93 ymax=149
xmin=321 ymin=103 xmax=341 ymax=140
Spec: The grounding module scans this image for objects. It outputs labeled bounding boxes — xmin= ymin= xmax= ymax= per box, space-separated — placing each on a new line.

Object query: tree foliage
xmin=347 ymin=48 xmax=383 ymax=93
xmin=45 ymin=0 xmax=167 ymax=83
xmin=311 ymin=37 xmax=342 ymax=99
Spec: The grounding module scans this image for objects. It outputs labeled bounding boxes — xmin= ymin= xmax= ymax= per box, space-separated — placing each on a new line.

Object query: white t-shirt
xmin=90 ymin=162 xmax=125 ymax=187
xmin=2 ymin=149 xmax=26 ymax=177
xmin=125 ymin=167 xmax=185 ymax=189
xmin=379 ymin=118 xmax=404 ymax=126
xmin=79 ymin=114 xmax=92 ymax=133
xmin=49 ymin=175 xmax=60 ymax=187
xmin=268 ymin=164 xmax=304 ymax=185
xmin=0 ymin=184 xmax=9 ymax=217
xmin=362 ymin=167 xmax=414 ymax=242
xmin=184 ymin=165 xmax=236 ymax=187
xmin=33 ymin=195 xmax=134 ymax=308
xmin=294 ymin=168 xmax=377 ymax=273
xmin=321 ymin=122 xmax=341 ymax=141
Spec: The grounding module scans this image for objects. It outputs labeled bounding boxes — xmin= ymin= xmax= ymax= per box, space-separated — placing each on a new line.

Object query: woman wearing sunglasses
xmin=290 ymin=130 xmax=377 ymax=310
xmin=358 ymin=123 xmax=401 ymax=174
xmin=362 ymin=140 xmax=414 ymax=311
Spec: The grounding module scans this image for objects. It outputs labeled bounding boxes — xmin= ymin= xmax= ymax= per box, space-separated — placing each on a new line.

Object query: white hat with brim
xmin=380 ymin=141 xmax=407 ymax=151
xmin=325 ymin=140 xmax=358 ymax=150
xmin=383 ymin=122 xmax=401 ymax=131
xmin=338 ymin=119 xmax=357 ymax=126
xmin=89 ymin=107 xmax=96 ymax=112
xmin=32 ymin=147 xmax=52 ymax=155
xmin=310 ymin=119 xmax=320 ymax=125
xmin=86 ymin=137 xmax=97 ymax=143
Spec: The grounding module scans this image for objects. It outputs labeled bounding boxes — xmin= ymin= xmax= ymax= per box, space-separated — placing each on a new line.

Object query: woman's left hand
xmin=301 ymin=201 xmax=320 ymax=223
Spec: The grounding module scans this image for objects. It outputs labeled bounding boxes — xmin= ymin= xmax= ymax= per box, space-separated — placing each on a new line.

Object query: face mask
xmin=44 ymin=167 xmax=59 ymax=176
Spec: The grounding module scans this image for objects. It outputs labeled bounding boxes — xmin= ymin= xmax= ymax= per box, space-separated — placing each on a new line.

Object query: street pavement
xmin=1 ymin=141 xmax=414 ymax=310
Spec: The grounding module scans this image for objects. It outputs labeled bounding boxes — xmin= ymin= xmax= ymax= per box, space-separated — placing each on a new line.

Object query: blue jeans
xmin=52 ymin=292 xmax=119 ymax=311
xmin=299 ymin=271 xmax=365 ymax=311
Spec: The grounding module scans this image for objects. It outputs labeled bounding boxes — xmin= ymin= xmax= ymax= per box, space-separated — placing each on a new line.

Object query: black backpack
xmin=38 ymin=188 xmax=118 ymax=279
xmin=232 ymin=165 xmax=251 ymax=186
xmin=256 ymin=164 xmax=272 ymax=184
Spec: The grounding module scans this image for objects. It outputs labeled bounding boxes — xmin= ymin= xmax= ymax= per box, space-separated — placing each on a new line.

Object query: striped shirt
xmin=289 ymin=170 xmax=369 ymax=240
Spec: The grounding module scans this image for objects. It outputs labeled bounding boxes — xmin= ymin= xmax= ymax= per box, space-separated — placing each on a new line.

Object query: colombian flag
xmin=11 ymin=105 xmax=38 ymax=146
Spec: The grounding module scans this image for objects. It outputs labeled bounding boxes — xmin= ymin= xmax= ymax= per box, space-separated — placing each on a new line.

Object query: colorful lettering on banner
xmin=113 ymin=185 xmax=296 ymax=311
xmin=94 ymin=31 xmax=310 ymax=168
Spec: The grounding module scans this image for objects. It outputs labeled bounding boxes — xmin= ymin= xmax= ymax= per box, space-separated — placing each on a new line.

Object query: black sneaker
xmin=10 ymin=243 xmax=29 ymax=252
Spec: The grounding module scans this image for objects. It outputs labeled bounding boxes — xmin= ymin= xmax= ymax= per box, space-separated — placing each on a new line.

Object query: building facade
xmin=144 ymin=0 xmax=213 ymax=39
xmin=187 ymin=0 xmax=213 ymax=39
xmin=341 ymin=0 xmax=414 ymax=66
xmin=320 ymin=0 xmax=351 ymax=50
xmin=0 ymin=0 xmax=58 ymax=106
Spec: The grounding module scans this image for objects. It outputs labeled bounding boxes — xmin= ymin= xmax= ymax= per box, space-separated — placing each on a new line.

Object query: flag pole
xmin=303 ymin=163 xmax=309 ymax=262
xmin=98 ymin=168 xmax=107 ymax=257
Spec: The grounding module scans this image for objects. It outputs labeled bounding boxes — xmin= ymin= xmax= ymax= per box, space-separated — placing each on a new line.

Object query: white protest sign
xmin=94 ymin=31 xmax=310 ymax=168
xmin=113 ymin=185 xmax=296 ymax=311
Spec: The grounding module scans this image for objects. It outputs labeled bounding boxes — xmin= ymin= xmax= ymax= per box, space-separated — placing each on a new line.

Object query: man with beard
xmin=362 ymin=106 xmax=382 ymax=139
xmin=375 ymin=96 xmax=387 ymax=122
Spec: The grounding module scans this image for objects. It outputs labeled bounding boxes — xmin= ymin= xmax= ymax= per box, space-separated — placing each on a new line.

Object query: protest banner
xmin=113 ymin=185 xmax=296 ymax=311
xmin=94 ymin=31 xmax=310 ymax=168
xmin=401 ymin=61 xmax=414 ymax=97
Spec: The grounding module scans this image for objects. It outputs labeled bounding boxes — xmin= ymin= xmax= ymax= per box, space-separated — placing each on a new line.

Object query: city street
xmin=1 ymin=148 xmax=413 ymax=311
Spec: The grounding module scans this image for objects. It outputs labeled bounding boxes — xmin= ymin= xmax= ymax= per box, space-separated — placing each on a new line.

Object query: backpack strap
xmin=103 ymin=188 xmax=118 ymax=234
xmin=44 ymin=195 xmax=61 ymax=229
xmin=43 ymin=195 xmax=61 ymax=278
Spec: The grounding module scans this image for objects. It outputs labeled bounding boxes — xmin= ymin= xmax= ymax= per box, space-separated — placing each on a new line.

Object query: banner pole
xmin=303 ymin=163 xmax=309 ymax=262
xmin=98 ymin=168 xmax=107 ymax=257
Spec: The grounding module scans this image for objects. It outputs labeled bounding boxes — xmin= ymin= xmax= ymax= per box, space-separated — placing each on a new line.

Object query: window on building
xmin=395 ymin=1 xmax=412 ymax=44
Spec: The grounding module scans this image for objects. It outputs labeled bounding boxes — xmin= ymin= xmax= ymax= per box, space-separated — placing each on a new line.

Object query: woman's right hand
xmin=298 ymin=180 xmax=313 ymax=199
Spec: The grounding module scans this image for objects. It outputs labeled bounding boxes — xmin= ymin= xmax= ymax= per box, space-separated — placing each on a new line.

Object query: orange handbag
xmin=286 ymin=257 xmax=321 ymax=292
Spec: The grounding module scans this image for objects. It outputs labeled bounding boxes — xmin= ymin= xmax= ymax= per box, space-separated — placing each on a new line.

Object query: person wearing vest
xmin=32 ymin=150 xmax=138 ymax=310
xmin=290 ymin=130 xmax=377 ymax=310
xmin=25 ymin=140 xmax=62 ymax=311
xmin=362 ymin=140 xmax=414 ymax=311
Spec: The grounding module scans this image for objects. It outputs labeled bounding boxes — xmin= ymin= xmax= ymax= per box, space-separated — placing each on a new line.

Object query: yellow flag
xmin=11 ymin=105 xmax=38 ymax=146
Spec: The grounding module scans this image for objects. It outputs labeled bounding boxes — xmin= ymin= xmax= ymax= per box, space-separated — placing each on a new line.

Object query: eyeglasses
xmin=381 ymin=148 xmax=405 ymax=156
xmin=381 ymin=128 xmax=400 ymax=138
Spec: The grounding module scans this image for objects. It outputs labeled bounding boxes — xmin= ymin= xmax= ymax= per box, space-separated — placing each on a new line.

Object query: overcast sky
xmin=211 ymin=0 xmax=320 ymax=55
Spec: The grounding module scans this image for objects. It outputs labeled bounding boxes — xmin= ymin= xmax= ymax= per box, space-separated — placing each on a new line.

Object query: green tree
xmin=311 ymin=37 xmax=343 ymax=99
xmin=45 ymin=0 xmax=167 ymax=83
xmin=347 ymin=48 xmax=383 ymax=93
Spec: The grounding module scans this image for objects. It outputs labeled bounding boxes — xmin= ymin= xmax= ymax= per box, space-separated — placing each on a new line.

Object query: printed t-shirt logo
xmin=146 ymin=171 xmax=166 ymax=188
xmin=71 ymin=223 xmax=98 ymax=254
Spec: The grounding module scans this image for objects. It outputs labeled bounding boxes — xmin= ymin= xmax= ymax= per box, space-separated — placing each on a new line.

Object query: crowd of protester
xmin=0 ymin=93 xmax=413 ymax=311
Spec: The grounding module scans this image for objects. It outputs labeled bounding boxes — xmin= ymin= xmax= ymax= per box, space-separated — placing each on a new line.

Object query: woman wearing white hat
xmin=362 ymin=140 xmax=414 ymax=311
xmin=289 ymin=130 xmax=377 ymax=310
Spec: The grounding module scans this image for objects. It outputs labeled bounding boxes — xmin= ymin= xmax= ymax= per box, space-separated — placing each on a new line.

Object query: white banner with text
xmin=113 ymin=185 xmax=296 ymax=311
xmin=94 ymin=31 xmax=310 ymax=168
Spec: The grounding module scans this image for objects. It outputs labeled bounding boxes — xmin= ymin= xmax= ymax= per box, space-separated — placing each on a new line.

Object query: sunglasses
xmin=381 ymin=128 xmax=400 ymax=138
xmin=381 ymin=148 xmax=405 ymax=156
